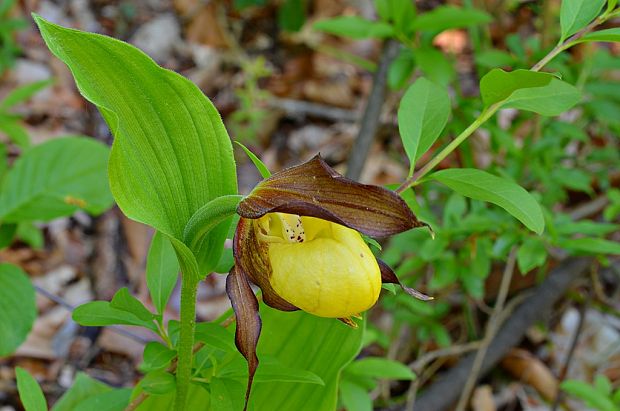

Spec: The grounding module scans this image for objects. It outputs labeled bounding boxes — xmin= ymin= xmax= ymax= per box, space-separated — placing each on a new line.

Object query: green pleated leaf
xmin=430 ymin=168 xmax=545 ymax=234
xmin=0 ymin=136 xmax=112 ymax=222
xmin=0 ymin=264 xmax=36 ymax=357
xmin=560 ymin=0 xmax=606 ymax=41
xmin=480 ymin=69 xmax=581 ymax=116
xmin=16 ymin=367 xmax=47 ymax=411
xmin=398 ymin=77 xmax=451 ymax=173
xmin=33 ymin=16 xmax=237 ymax=277
xmin=250 ymin=307 xmax=364 ymax=411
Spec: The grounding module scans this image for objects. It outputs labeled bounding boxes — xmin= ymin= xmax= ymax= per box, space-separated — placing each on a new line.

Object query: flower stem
xmin=174 ymin=272 xmax=199 ymax=411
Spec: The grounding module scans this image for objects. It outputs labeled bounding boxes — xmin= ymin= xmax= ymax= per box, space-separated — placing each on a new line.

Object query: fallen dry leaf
xmin=501 ymin=348 xmax=558 ymax=401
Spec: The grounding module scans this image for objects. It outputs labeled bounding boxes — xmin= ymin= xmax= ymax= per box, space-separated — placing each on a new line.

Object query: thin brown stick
xmin=551 ymin=300 xmax=587 ymax=411
xmin=454 ymin=247 xmax=518 ymax=411
xmin=345 ymin=39 xmax=400 ymax=180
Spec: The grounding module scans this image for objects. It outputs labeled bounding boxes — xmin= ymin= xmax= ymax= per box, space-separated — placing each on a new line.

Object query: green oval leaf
xmin=579 ymin=28 xmax=620 ymax=44
xmin=344 ymin=357 xmax=416 ymax=380
xmin=313 ymin=16 xmax=395 ymax=39
xmin=0 ymin=264 xmax=36 ymax=357
xmin=398 ymin=77 xmax=451 ymax=173
xmin=480 ymin=69 xmax=581 ymax=116
xmin=560 ymin=0 xmax=606 ymax=41
xmin=16 ymin=367 xmax=47 ymax=411
xmin=33 ymin=16 xmax=237 ymax=275
xmin=146 ymin=232 xmax=179 ymax=315
xmin=430 ymin=168 xmax=545 ymax=234
xmin=0 ymin=137 xmax=112 ymax=222
xmin=72 ymin=301 xmax=157 ymax=332
xmin=411 ymin=6 xmax=492 ymax=32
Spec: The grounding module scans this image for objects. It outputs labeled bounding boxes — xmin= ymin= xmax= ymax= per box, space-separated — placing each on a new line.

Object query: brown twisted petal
xmin=378 ymin=259 xmax=433 ymax=301
xmin=225 ymin=266 xmax=261 ymax=411
xmin=237 ymin=155 xmax=426 ymax=238
xmin=233 ymin=217 xmax=299 ymax=312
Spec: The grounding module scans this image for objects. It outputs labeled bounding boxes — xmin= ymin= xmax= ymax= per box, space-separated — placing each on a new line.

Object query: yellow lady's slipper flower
xmin=226 ymin=155 xmax=430 ymax=410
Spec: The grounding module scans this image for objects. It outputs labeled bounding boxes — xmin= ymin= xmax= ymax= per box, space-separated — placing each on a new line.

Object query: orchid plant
xmin=7 ymin=1 xmax=619 ymax=409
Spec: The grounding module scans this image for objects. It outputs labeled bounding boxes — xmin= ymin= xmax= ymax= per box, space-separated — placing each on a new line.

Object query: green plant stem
xmin=531 ymin=13 xmax=612 ymax=72
xmin=395 ymin=104 xmax=499 ymax=193
xmin=174 ymin=273 xmax=199 ymax=411
xmin=395 ymin=9 xmax=615 ymax=194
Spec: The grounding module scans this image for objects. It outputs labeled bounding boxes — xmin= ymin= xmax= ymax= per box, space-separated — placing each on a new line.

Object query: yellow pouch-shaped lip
xmin=262 ymin=215 xmax=381 ymax=318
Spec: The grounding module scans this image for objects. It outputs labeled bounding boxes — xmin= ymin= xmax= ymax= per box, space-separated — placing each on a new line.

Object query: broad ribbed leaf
xmin=0 ymin=137 xmax=112 ymax=222
xmin=72 ymin=389 xmax=132 ymax=411
xmin=250 ymin=308 xmax=364 ymax=411
xmin=0 ymin=264 xmax=36 ymax=357
xmin=238 ymin=155 xmax=426 ymax=238
xmin=480 ymin=69 xmax=581 ymax=116
xmin=72 ymin=301 xmax=157 ymax=332
xmin=430 ymin=168 xmax=545 ymax=234
xmin=34 ymin=16 xmax=237 ymax=276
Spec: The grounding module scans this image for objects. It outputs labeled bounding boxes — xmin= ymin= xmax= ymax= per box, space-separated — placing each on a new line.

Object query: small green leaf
xmin=0 ymin=137 xmax=112 ymax=222
xmin=579 ymin=28 xmax=620 ymax=43
xmin=340 ymin=379 xmax=372 ymax=411
xmin=0 ymin=223 xmax=17 ymax=249
xmin=1 ymin=79 xmax=53 ymax=109
xmin=415 ymin=47 xmax=455 ymax=86
xmin=398 ymin=77 xmax=451 ymax=172
xmin=314 ymin=16 xmax=394 ymax=39
xmin=140 ymin=342 xmax=176 ymax=372
xmin=194 ymin=322 xmax=236 ymax=352
xmin=556 ymin=220 xmax=620 ymax=236
xmin=0 ymin=117 xmax=30 ymax=148
xmin=16 ymin=367 xmax=47 ymax=411
xmin=345 ymin=357 xmax=415 ymax=380
xmin=73 ymin=389 xmax=132 ymax=411
xmin=411 ymin=6 xmax=491 ymax=32
xmin=388 ymin=48 xmax=415 ymax=90
xmin=430 ymin=168 xmax=545 ymax=234
xmin=72 ymin=301 xmax=157 ymax=332
xmin=561 ymin=379 xmax=617 ymax=411
xmin=517 ymin=237 xmax=547 ymax=273
xmin=141 ymin=371 xmax=176 ymax=395
xmin=16 ymin=222 xmax=44 ymax=249
xmin=278 ymin=0 xmax=306 ymax=32
xmin=210 ymin=378 xmax=245 ymax=411
xmin=52 ymin=373 xmax=111 ymax=411
xmin=560 ymin=0 xmax=606 ymax=41
xmin=558 ymin=237 xmax=620 ymax=255
xmin=0 ymin=264 xmax=36 ymax=357
xmin=146 ymin=232 xmax=179 ymax=315
xmin=110 ymin=287 xmax=154 ymax=322
xmin=480 ymin=69 xmax=581 ymax=115
xmin=235 ymin=141 xmax=271 ymax=178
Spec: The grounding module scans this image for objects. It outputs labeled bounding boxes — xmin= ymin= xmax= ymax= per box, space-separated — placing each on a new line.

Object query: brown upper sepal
xmin=237 ymin=155 xmax=425 ymax=238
